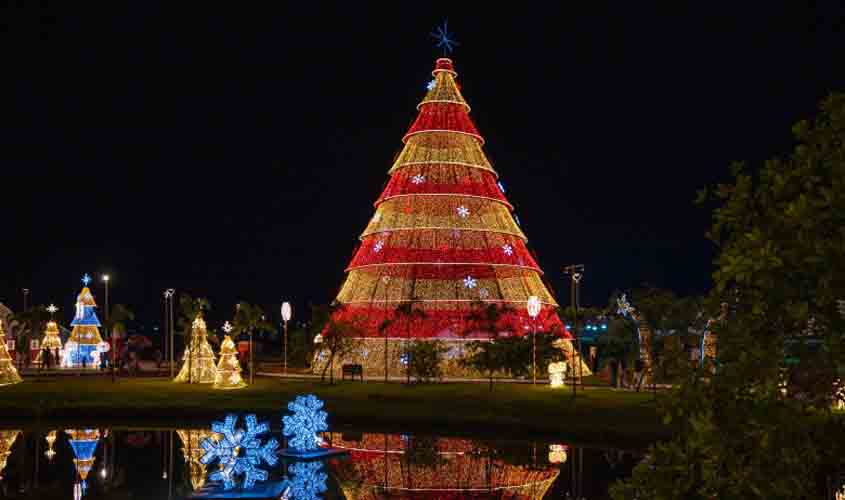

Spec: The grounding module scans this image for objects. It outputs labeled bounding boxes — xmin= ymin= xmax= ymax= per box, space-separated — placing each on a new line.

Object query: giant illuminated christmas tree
xmin=63 ymin=275 xmax=104 ymax=369
xmin=325 ymin=55 xmax=579 ymax=378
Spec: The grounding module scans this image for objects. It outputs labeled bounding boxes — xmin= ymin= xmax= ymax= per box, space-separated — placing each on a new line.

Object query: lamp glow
xmin=281 ymin=302 xmax=292 ymax=322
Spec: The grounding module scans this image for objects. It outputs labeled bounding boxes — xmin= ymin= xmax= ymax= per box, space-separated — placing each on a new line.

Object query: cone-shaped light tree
xmin=173 ymin=314 xmax=217 ymax=384
xmin=63 ymin=278 xmax=104 ymax=369
xmin=35 ymin=320 xmax=63 ymax=367
xmin=213 ymin=333 xmax=246 ymax=390
xmin=328 ymin=57 xmax=575 ymax=377
xmin=0 ymin=320 xmax=22 ymax=386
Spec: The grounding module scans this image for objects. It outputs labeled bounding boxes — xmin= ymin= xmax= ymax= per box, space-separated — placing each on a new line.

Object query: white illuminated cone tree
xmin=174 ymin=314 xmax=217 ymax=384
xmin=213 ymin=330 xmax=246 ymax=390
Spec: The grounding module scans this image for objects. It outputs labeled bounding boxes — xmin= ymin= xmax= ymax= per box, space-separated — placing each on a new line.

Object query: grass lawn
xmin=0 ymin=377 xmax=669 ymax=447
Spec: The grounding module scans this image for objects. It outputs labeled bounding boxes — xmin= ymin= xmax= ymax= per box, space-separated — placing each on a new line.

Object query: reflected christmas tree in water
xmin=65 ymin=429 xmax=101 ymax=497
xmin=176 ymin=429 xmax=220 ymax=491
xmin=328 ymin=433 xmax=559 ymax=499
xmin=0 ymin=431 xmax=20 ymax=480
xmin=44 ymin=430 xmax=58 ymax=461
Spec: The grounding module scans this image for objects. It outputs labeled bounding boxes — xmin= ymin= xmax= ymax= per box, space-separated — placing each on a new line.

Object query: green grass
xmin=0 ymin=377 xmax=669 ymax=447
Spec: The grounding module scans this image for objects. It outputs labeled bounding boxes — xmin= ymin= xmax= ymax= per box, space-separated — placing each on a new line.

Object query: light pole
xmin=22 ymin=289 xmax=30 ymax=312
xmin=164 ymin=289 xmax=175 ymax=378
xmin=564 ymin=265 xmax=584 ymax=399
xmin=281 ymin=302 xmax=291 ymax=376
xmin=103 ymin=274 xmax=114 ymax=381
xmin=527 ymin=296 xmax=541 ymax=385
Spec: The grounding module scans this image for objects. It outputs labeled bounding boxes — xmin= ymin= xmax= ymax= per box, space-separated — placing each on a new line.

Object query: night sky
xmin=3 ymin=4 xmax=844 ymax=328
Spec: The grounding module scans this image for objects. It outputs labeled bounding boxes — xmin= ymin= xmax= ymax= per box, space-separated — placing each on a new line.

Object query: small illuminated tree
xmin=213 ymin=323 xmax=246 ymax=390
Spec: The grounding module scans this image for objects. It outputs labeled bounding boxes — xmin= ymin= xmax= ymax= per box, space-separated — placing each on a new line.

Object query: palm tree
xmin=462 ymin=301 xmax=515 ymax=391
xmin=232 ymin=302 xmax=276 ymax=382
xmin=394 ymin=300 xmax=426 ymax=385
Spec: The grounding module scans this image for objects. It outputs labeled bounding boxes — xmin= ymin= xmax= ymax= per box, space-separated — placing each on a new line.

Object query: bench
xmin=342 ymin=364 xmax=363 ymax=381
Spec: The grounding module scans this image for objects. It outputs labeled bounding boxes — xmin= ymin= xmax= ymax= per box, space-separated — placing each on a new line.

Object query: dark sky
xmin=2 ymin=3 xmax=844 ymax=328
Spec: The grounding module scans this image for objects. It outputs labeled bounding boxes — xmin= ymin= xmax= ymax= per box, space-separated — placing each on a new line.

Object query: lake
xmin=0 ymin=420 xmax=642 ymax=499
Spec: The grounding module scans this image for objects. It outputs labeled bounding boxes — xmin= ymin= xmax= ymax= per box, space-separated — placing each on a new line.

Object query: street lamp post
xmin=103 ymin=275 xmax=114 ymax=381
xmin=527 ymin=296 xmax=541 ymax=385
xmin=164 ymin=289 xmax=175 ymax=378
xmin=564 ymin=265 xmax=585 ymax=399
xmin=281 ymin=302 xmax=292 ymax=376
xmin=22 ymin=289 xmax=30 ymax=312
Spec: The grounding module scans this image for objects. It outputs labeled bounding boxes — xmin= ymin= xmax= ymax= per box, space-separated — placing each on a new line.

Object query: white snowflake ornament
xmin=411 ymin=174 xmax=426 ymax=185
xmin=456 ymin=206 xmax=470 ymax=218
xmin=373 ymin=240 xmax=384 ymax=253
xmin=502 ymin=244 xmax=513 ymax=256
xmin=427 ymin=79 xmax=436 ymax=91
xmin=463 ymin=276 xmax=477 ymax=289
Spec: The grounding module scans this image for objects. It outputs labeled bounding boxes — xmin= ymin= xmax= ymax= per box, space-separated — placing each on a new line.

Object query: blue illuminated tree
xmin=281 ymin=461 xmax=327 ymax=500
xmin=282 ymin=394 xmax=328 ymax=452
xmin=200 ymin=414 xmax=279 ymax=490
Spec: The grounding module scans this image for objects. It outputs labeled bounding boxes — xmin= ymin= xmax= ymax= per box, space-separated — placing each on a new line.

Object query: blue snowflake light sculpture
xmin=431 ymin=20 xmax=459 ymax=55
xmin=282 ymin=395 xmax=328 ymax=453
xmin=200 ymin=414 xmax=279 ymax=490
xmin=281 ymin=461 xmax=328 ymax=500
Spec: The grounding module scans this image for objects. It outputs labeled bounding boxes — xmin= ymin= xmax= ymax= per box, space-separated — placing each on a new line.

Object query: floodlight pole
xmin=564 ymin=265 xmax=585 ymax=399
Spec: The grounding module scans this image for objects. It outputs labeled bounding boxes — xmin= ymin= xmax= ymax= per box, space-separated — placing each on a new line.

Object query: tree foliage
xmin=611 ymin=93 xmax=845 ymax=499
xmin=403 ymin=340 xmax=450 ymax=383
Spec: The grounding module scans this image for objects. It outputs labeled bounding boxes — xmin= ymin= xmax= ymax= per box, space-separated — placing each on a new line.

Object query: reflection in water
xmin=328 ymin=433 xmax=559 ymax=499
xmin=65 ymin=429 xmax=101 ymax=498
xmin=0 ymin=431 xmax=19 ymax=480
xmin=0 ymin=425 xmax=646 ymax=499
xmin=175 ymin=429 xmax=218 ymax=491
xmin=282 ymin=461 xmax=328 ymax=500
xmin=44 ymin=431 xmax=57 ymax=462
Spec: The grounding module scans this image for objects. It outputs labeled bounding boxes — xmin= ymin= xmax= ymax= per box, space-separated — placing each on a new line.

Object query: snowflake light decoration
xmin=399 ymin=352 xmax=410 ymax=366
xmin=46 ymin=304 xmax=58 ymax=314
xmin=426 ymin=80 xmax=436 ymax=91
xmin=456 ymin=206 xmax=470 ymax=218
xmin=431 ymin=20 xmax=459 ymax=55
xmin=373 ymin=240 xmax=384 ymax=253
xmin=463 ymin=276 xmax=477 ymax=289
xmin=222 ymin=321 xmax=233 ymax=334
xmin=617 ymin=294 xmax=634 ymax=317
xmin=281 ymin=461 xmax=327 ymax=500
xmin=282 ymin=394 xmax=328 ymax=453
xmin=81 ymin=274 xmax=92 ymax=286
xmin=502 ymin=244 xmax=513 ymax=256
xmin=200 ymin=414 xmax=279 ymax=490
xmin=411 ymin=174 xmax=426 ymax=185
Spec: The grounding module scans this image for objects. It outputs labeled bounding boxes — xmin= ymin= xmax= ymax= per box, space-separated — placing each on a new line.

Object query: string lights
xmin=325 ymin=57 xmax=569 ymax=377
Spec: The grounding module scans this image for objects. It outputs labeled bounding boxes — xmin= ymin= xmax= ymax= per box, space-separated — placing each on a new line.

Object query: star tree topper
xmin=431 ymin=20 xmax=459 ymax=55
xmin=81 ymin=274 xmax=92 ymax=286
xmin=282 ymin=394 xmax=328 ymax=453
